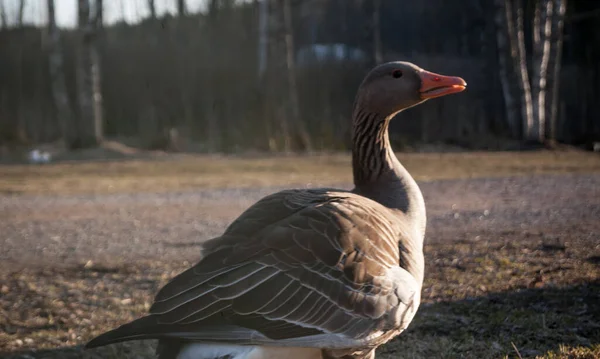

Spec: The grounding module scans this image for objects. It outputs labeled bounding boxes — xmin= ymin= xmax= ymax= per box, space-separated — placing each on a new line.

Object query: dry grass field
xmin=1 ymin=150 xmax=600 ymax=196
xmin=1 ymin=150 xmax=599 ymax=359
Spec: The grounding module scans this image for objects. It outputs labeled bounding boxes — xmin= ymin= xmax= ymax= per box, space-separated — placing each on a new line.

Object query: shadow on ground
xmin=382 ymin=280 xmax=600 ymax=358
xmin=2 ymin=280 xmax=599 ymax=359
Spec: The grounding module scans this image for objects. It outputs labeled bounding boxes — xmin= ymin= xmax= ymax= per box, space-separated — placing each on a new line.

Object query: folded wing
xmin=86 ymin=189 xmax=420 ymax=349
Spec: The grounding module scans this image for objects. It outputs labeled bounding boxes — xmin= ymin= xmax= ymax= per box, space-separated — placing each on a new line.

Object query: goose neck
xmin=351 ymin=109 xmax=426 ymax=237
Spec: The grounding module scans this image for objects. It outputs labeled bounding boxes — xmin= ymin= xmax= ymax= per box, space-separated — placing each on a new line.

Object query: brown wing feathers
xmin=86 ymin=190 xmax=408 ymax=348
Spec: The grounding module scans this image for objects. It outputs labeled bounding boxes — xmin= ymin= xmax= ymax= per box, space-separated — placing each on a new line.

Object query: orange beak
xmin=419 ymin=70 xmax=467 ymax=99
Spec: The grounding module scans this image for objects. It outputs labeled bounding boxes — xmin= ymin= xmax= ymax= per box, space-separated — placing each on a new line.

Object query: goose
xmin=85 ymin=61 xmax=466 ymax=359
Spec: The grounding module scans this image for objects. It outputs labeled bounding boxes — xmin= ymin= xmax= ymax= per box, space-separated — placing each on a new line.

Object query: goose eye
xmin=392 ymin=70 xmax=403 ymax=78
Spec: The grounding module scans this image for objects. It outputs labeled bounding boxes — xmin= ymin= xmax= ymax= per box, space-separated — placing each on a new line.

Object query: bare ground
xmin=0 ymin=152 xmax=599 ymax=358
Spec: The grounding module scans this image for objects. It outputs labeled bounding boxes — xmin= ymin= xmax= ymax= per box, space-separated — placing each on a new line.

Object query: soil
xmin=0 ymin=173 xmax=599 ymax=358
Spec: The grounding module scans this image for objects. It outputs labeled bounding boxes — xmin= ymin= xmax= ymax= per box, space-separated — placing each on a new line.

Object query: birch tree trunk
xmin=75 ymin=0 xmax=98 ymax=148
xmin=205 ymin=0 xmax=221 ymax=151
xmin=494 ymin=0 xmax=520 ymax=138
xmin=531 ymin=0 xmax=553 ymax=143
xmin=47 ymin=0 xmax=74 ymax=146
xmin=373 ymin=0 xmax=383 ymax=65
xmin=282 ymin=0 xmax=311 ymax=151
xmin=147 ymin=0 xmax=156 ymax=19
xmin=17 ymin=0 xmax=25 ymax=27
xmin=510 ymin=0 xmax=535 ymax=141
xmin=533 ymin=0 xmax=541 ymax=58
xmin=12 ymin=0 xmax=27 ymax=142
xmin=531 ymin=0 xmax=542 ymax=139
xmin=177 ymin=0 xmax=187 ymax=16
xmin=0 ymin=0 xmax=6 ymax=29
xmin=91 ymin=0 xmax=104 ymax=143
xmin=547 ymin=0 xmax=567 ymax=141
xmin=257 ymin=0 xmax=268 ymax=79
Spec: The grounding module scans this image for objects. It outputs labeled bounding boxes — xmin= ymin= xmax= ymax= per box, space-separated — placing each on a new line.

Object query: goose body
xmin=86 ymin=62 xmax=466 ymax=358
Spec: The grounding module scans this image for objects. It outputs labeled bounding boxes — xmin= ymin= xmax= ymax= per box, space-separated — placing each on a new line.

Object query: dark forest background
xmin=0 ymin=0 xmax=599 ymax=155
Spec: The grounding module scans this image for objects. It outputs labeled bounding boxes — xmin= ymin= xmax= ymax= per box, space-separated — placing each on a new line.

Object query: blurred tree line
xmin=0 ymin=0 xmax=598 ymax=153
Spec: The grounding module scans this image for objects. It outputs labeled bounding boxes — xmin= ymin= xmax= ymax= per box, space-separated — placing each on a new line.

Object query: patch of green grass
xmin=0 ymin=150 xmax=599 ymax=195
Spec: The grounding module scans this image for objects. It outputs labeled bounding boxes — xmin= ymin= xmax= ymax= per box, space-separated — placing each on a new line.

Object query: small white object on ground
xmin=28 ymin=149 xmax=52 ymax=164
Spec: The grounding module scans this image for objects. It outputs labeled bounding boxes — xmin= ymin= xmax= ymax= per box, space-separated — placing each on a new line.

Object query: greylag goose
xmin=86 ymin=61 xmax=466 ymax=359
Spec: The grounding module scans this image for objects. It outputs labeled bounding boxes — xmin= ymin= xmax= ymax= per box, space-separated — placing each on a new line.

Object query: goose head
xmin=355 ymin=61 xmax=467 ymax=118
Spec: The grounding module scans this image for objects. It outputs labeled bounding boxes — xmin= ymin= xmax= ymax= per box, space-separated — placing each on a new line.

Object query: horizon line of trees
xmin=0 ymin=0 xmax=599 ymax=153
